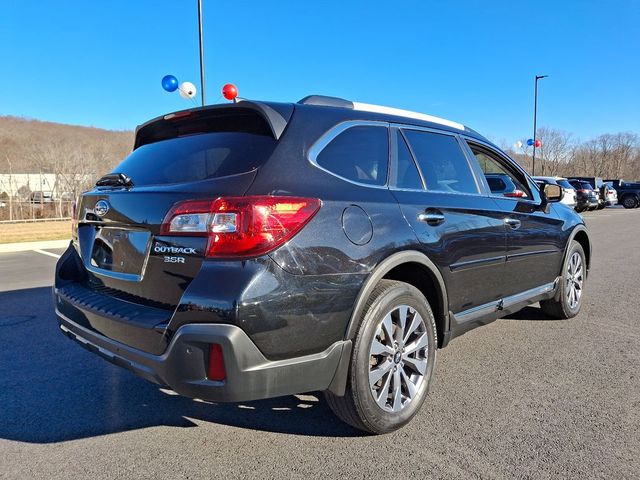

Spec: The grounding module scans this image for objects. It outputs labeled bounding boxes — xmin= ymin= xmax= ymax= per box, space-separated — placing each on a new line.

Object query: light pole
xmin=197 ymin=0 xmax=206 ymax=106
xmin=532 ymin=74 xmax=547 ymax=175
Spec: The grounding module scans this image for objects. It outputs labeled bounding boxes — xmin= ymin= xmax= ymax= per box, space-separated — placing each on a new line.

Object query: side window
xmin=393 ymin=131 xmax=423 ymax=190
xmin=469 ymin=145 xmax=532 ymax=199
xmin=402 ymin=130 xmax=479 ymax=194
xmin=316 ymin=125 xmax=389 ymax=186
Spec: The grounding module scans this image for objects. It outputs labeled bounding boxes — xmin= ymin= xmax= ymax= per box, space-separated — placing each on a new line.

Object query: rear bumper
xmin=56 ymin=310 xmax=349 ymax=402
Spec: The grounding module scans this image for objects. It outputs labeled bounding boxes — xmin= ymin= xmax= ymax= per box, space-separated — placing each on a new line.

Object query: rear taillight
xmin=207 ymin=344 xmax=225 ymax=381
xmin=161 ymin=196 xmax=321 ymax=258
xmin=504 ymin=189 xmax=526 ymax=198
xmin=577 ymin=189 xmax=588 ymax=193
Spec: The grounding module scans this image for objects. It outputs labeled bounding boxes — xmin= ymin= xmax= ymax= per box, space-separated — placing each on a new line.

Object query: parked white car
xmin=603 ymin=182 xmax=618 ymax=206
xmin=533 ymin=176 xmax=577 ymax=208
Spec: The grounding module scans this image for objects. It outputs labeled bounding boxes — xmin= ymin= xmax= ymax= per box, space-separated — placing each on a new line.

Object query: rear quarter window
xmin=315 ymin=125 xmax=389 ymax=186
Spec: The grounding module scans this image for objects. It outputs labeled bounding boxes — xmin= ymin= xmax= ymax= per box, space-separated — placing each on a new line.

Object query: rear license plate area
xmin=89 ymin=227 xmax=151 ymax=279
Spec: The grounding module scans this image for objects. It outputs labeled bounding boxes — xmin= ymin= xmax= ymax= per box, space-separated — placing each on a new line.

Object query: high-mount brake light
xmin=163 ymin=111 xmax=193 ymax=121
xmin=161 ymin=196 xmax=321 ymax=258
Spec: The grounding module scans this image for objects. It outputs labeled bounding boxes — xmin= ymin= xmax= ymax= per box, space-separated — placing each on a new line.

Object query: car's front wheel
xmin=540 ymin=240 xmax=586 ymax=319
xmin=325 ymin=280 xmax=437 ymax=434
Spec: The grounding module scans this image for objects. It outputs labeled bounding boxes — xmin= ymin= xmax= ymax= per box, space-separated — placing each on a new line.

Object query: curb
xmin=0 ymin=239 xmax=70 ymax=253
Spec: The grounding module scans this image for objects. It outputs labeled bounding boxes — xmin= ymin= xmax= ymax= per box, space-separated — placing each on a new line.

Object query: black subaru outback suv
xmin=54 ymin=95 xmax=591 ymax=433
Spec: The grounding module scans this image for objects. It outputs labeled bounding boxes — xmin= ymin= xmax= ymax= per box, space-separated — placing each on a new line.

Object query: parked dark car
xmin=604 ymin=179 xmax=640 ymax=208
xmin=571 ymin=177 xmax=610 ymax=209
xmin=29 ymin=191 xmax=53 ymax=204
xmin=53 ymin=96 xmax=591 ymax=433
xmin=568 ymin=180 xmax=599 ymax=212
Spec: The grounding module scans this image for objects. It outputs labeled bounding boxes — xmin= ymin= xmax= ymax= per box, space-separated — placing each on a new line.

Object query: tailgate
xmin=75 ymin=172 xmax=256 ymax=309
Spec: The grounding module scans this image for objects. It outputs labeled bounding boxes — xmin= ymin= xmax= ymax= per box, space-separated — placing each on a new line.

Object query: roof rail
xmin=352 ymin=102 xmax=464 ymax=131
xmin=297 ymin=95 xmax=464 ymax=130
xmin=297 ymin=95 xmax=353 ymax=108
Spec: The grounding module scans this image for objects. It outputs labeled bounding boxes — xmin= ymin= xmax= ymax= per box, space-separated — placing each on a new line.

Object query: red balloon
xmin=534 ymin=139 xmax=541 ymax=148
xmin=222 ymin=83 xmax=238 ymax=100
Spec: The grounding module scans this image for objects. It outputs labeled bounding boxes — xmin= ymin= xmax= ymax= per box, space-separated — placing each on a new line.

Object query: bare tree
xmin=536 ymin=127 xmax=574 ymax=176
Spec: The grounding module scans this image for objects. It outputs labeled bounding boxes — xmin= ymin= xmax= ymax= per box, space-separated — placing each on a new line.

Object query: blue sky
xmin=1 ymin=0 xmax=638 ymax=144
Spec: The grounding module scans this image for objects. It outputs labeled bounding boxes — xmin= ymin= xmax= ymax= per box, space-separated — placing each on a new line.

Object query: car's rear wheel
xmin=325 ymin=280 xmax=437 ymax=434
xmin=622 ymin=195 xmax=638 ymax=209
xmin=540 ymin=240 xmax=586 ymax=319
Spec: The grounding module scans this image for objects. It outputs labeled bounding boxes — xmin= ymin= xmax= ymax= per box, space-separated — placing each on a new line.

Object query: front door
xmin=464 ymin=141 xmax=565 ymax=297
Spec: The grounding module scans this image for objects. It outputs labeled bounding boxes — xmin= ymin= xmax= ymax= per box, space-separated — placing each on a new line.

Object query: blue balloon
xmin=161 ymin=75 xmax=179 ymax=92
xmin=526 ymin=138 xmax=535 ymax=146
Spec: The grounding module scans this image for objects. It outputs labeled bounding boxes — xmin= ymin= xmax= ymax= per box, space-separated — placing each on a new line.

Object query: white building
xmin=0 ymin=173 xmax=93 ymax=199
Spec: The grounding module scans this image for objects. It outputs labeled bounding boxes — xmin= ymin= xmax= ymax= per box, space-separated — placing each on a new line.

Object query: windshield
xmin=113 ymin=132 xmax=277 ymax=186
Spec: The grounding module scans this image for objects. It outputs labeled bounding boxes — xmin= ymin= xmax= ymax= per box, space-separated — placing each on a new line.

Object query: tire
xmin=622 ymin=195 xmax=638 ymax=209
xmin=325 ymin=280 xmax=437 ymax=434
xmin=540 ymin=240 xmax=586 ymax=319
xmin=597 ymin=203 xmax=606 ymax=210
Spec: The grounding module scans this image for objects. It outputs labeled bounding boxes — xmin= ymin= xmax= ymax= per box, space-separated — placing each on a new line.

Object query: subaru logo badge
xmin=95 ymin=200 xmax=110 ymax=217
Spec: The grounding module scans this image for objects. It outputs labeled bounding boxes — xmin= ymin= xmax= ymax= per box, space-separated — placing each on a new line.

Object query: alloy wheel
xmin=368 ymin=305 xmax=429 ymax=413
xmin=566 ymin=252 xmax=584 ymax=310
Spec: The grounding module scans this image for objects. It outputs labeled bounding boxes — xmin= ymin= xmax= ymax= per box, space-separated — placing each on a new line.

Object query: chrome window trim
xmin=391 ymin=123 xmax=484 ymax=196
xmin=307 ymin=120 xmax=390 ymax=190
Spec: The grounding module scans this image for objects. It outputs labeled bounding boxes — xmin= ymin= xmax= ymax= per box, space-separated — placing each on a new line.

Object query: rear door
xmin=390 ymin=126 xmax=507 ymax=316
xmin=463 ymin=140 xmax=564 ymax=297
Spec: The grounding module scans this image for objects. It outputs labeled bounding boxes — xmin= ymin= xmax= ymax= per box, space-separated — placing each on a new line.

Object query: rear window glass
xmin=113 ymin=132 xmax=277 ymax=186
xmin=556 ymin=179 xmax=572 ymax=189
xmin=403 ymin=130 xmax=479 ymax=194
xmin=316 ymin=125 xmax=389 ymax=186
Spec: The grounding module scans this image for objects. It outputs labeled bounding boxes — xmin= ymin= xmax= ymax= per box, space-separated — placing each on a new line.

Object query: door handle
xmin=418 ymin=210 xmax=445 ymax=226
xmin=504 ymin=218 xmax=521 ymax=230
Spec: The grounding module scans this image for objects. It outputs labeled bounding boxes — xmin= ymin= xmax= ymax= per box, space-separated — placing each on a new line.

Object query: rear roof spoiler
xmin=133 ymin=101 xmax=294 ymax=149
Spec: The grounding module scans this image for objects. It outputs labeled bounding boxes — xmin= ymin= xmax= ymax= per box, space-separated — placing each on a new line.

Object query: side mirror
xmin=543 ymin=183 xmax=562 ymax=202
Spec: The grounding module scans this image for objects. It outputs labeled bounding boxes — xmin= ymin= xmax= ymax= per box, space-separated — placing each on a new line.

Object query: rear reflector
xmin=161 ymin=196 xmax=321 ymax=258
xmin=207 ymin=344 xmax=226 ymax=381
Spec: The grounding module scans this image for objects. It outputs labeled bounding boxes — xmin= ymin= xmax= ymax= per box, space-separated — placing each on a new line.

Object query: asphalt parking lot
xmin=1 ymin=208 xmax=638 ymax=479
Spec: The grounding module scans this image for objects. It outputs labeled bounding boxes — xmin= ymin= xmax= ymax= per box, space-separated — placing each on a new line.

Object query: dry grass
xmin=0 ymin=220 xmax=71 ymax=244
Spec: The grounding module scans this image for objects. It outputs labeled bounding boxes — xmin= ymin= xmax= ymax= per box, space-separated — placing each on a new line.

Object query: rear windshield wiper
xmin=96 ymin=173 xmax=134 ymax=188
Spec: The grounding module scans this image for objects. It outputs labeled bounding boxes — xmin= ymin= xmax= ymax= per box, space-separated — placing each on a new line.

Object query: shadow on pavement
xmin=501 ymin=305 xmax=559 ymax=321
xmin=0 ymin=286 xmax=362 ymax=443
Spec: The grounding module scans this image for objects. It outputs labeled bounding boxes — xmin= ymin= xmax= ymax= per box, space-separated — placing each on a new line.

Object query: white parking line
xmin=34 ymin=249 xmax=61 ymax=259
